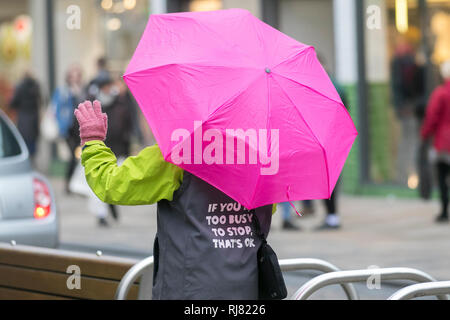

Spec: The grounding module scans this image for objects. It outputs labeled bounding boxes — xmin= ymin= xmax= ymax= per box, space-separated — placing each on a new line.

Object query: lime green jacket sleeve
xmin=81 ymin=140 xmax=277 ymax=212
xmin=81 ymin=140 xmax=183 ymax=205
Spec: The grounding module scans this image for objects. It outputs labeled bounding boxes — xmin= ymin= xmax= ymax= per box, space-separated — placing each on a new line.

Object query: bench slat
xmin=0 ymin=264 xmax=139 ymax=300
xmin=0 ymin=286 xmax=72 ymax=300
xmin=0 ymin=243 xmax=139 ymax=282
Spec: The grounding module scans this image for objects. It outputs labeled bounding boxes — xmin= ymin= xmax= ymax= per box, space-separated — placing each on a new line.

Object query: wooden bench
xmin=0 ymin=243 xmax=141 ymax=300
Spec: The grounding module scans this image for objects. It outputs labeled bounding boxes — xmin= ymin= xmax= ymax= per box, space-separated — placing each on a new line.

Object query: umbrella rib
xmin=271 ymin=75 xmax=331 ymax=199
xmin=124 ymin=62 xmax=260 ymax=79
xmin=201 ymin=72 xmax=266 ymax=209
xmin=248 ymin=72 xmax=272 ymax=208
xmin=249 ymin=14 xmax=267 ymax=66
xmin=192 ymin=13 xmax=258 ymax=67
xmin=269 ymin=45 xmax=314 ymax=72
xmin=274 ymin=72 xmax=357 ymax=139
xmin=206 ymin=72 xmax=264 ymax=121
xmin=274 ymin=72 xmax=346 ymax=109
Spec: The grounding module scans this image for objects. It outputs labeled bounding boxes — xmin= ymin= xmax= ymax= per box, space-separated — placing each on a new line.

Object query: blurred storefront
xmin=0 ymin=0 xmax=31 ymax=115
xmin=52 ymin=0 xmax=151 ymax=90
xmin=262 ymin=0 xmax=450 ymax=196
xmin=170 ymin=0 xmax=450 ymax=196
xmin=356 ymin=0 xmax=450 ymax=196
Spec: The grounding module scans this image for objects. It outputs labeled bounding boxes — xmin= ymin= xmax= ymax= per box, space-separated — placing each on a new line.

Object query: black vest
xmin=152 ymin=171 xmax=272 ymax=300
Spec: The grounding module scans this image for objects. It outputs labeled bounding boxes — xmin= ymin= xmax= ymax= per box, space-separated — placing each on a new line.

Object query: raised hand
xmin=74 ymin=100 xmax=108 ymax=146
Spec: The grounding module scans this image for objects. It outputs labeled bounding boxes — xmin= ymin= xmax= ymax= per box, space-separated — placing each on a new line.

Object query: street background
xmin=1 ymin=0 xmax=450 ymax=299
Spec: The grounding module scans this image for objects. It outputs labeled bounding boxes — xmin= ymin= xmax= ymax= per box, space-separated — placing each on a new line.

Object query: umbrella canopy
xmin=124 ymin=9 xmax=357 ymax=209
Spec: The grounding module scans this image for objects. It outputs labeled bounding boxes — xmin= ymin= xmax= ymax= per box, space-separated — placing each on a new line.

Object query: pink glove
xmin=74 ymin=100 xmax=108 ymax=147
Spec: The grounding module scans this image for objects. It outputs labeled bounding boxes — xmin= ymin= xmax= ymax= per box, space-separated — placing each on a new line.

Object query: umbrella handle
xmin=286 ymin=186 xmax=302 ymax=217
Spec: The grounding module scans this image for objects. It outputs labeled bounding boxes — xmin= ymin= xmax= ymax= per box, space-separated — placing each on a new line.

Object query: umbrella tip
xmin=265 ymin=68 xmax=271 ymax=74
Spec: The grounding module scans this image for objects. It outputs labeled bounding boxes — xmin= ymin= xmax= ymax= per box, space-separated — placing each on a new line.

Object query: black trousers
xmin=65 ymin=138 xmax=78 ymax=188
xmin=323 ymin=181 xmax=339 ymax=215
xmin=437 ymin=161 xmax=449 ymax=217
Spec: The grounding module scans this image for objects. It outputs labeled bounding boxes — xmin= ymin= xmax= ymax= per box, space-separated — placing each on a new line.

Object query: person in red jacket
xmin=420 ymin=60 xmax=450 ymax=223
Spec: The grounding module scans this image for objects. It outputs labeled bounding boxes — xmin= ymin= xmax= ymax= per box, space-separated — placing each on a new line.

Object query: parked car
xmin=0 ymin=109 xmax=58 ymax=248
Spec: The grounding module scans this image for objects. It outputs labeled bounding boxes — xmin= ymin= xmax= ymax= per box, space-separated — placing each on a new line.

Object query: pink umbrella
xmin=124 ymin=9 xmax=357 ymax=209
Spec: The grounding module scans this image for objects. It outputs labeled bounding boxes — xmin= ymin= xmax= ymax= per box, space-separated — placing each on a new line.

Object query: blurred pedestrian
xmin=420 ymin=60 xmax=450 ymax=223
xmin=316 ymin=184 xmax=340 ymax=230
xmin=104 ymin=78 xmax=134 ymax=158
xmin=99 ymin=77 xmax=135 ymax=224
xmin=315 ymin=54 xmax=347 ymax=230
xmin=413 ymin=52 xmax=428 ymax=122
xmin=301 ymin=200 xmax=315 ymax=215
xmin=52 ymin=64 xmax=84 ymax=193
xmin=390 ymin=37 xmax=422 ymax=184
xmin=280 ymin=199 xmax=316 ymax=230
xmin=87 ymin=57 xmax=111 ymax=100
xmin=314 ymin=73 xmax=348 ymax=230
xmin=280 ymin=202 xmax=299 ymax=230
xmin=9 ymin=70 xmax=41 ymax=160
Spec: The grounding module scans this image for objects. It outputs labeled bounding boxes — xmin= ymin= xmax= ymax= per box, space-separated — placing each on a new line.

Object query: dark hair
xmin=97 ymin=77 xmax=113 ymax=89
xmin=97 ymin=57 xmax=107 ymax=69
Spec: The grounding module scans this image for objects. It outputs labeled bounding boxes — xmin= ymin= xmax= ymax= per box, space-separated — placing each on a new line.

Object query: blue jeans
xmin=280 ymin=202 xmax=292 ymax=221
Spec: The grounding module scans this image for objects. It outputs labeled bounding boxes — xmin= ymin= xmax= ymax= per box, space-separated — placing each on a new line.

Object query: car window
xmin=0 ymin=116 xmax=22 ymax=158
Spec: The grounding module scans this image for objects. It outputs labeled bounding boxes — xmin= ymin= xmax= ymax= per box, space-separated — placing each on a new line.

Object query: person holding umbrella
xmin=75 ymin=100 xmax=276 ymax=299
xmin=75 ymin=9 xmax=356 ymax=300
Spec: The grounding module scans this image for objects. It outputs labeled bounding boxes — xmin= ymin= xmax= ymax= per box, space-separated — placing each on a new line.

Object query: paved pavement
xmin=51 ymin=177 xmax=450 ymax=299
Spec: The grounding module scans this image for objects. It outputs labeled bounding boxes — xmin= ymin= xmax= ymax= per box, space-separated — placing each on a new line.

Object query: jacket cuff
xmin=82 ymin=140 xmax=105 ymax=151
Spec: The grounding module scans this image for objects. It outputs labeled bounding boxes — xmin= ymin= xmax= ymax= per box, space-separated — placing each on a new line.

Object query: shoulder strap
xmin=250 ymin=209 xmax=267 ymax=243
xmin=171 ymin=169 xmax=190 ymax=202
